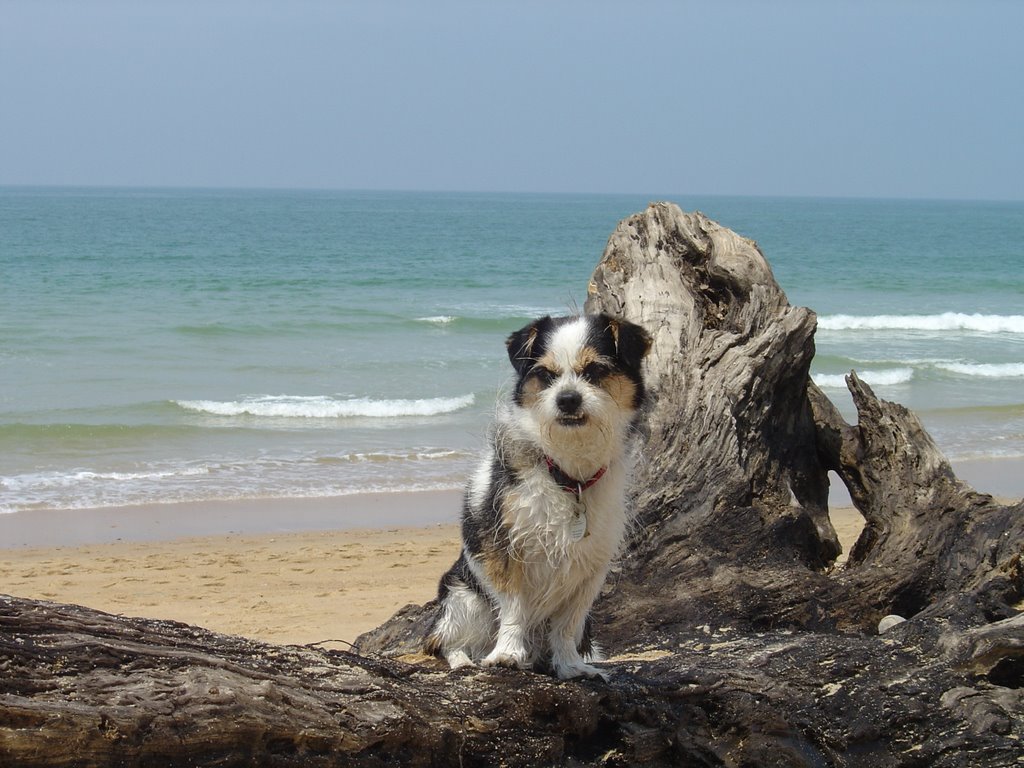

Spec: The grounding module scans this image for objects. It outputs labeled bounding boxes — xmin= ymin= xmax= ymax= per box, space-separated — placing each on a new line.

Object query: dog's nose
xmin=556 ymin=390 xmax=583 ymax=415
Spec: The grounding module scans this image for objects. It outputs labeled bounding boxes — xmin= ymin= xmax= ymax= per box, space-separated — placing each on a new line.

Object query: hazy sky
xmin=2 ymin=1 xmax=1022 ymax=200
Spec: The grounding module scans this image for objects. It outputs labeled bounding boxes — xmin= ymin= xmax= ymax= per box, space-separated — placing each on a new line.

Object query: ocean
xmin=1 ymin=187 xmax=1022 ymax=515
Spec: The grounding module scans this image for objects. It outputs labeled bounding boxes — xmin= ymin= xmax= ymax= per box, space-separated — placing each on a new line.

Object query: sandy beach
xmin=0 ymin=522 xmax=462 ymax=647
xmin=0 ymin=491 xmax=463 ymax=647
xmin=0 ymin=488 xmax=885 ymax=647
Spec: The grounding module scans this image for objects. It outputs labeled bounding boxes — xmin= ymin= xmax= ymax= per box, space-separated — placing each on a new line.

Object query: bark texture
xmin=3 ymin=203 xmax=1022 ymax=766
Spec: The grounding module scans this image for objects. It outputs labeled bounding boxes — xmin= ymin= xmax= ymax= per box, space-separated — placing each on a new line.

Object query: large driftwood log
xmin=2 ymin=203 xmax=1022 ymax=766
xmin=583 ymin=204 xmax=1023 ymax=639
xmin=3 ymin=593 xmax=1023 ymax=767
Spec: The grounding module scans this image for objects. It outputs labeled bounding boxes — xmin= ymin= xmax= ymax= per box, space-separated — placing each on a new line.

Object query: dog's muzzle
xmin=556 ymin=389 xmax=586 ymax=425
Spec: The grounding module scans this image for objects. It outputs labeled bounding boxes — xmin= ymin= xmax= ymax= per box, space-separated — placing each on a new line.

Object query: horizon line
xmin=0 ymin=182 xmax=1021 ymax=206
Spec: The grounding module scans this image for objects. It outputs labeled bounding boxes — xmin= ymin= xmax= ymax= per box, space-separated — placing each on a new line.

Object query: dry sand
xmin=0 ymin=490 xmax=873 ymax=647
xmin=1 ymin=523 xmax=461 ymax=647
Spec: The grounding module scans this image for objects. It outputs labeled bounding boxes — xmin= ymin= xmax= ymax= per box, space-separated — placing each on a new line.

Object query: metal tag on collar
xmin=570 ymin=484 xmax=588 ymax=541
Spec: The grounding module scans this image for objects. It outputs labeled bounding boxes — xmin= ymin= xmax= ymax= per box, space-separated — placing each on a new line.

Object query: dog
xmin=425 ymin=312 xmax=651 ymax=679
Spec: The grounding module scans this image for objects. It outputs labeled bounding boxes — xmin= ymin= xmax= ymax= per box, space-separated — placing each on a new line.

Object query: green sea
xmin=2 ymin=187 xmax=1022 ymax=514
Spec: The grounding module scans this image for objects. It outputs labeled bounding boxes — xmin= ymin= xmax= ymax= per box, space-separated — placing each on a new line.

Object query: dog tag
xmin=569 ymin=501 xmax=588 ymax=542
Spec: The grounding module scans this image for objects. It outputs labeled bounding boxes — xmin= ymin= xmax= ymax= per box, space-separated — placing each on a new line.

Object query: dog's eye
xmin=581 ymin=362 xmax=611 ymax=382
xmin=531 ymin=366 xmax=556 ymax=385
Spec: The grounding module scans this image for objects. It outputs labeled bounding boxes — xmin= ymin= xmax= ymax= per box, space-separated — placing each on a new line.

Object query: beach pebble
xmin=878 ymin=614 xmax=907 ymax=634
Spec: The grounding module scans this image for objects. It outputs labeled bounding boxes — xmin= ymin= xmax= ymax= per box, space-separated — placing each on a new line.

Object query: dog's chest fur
xmin=500 ymin=459 xmax=626 ymax=572
xmin=464 ymin=427 xmax=629 ymax=620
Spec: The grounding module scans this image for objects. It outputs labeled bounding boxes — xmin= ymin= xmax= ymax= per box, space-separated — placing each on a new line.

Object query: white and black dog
xmin=426 ymin=312 xmax=651 ymax=679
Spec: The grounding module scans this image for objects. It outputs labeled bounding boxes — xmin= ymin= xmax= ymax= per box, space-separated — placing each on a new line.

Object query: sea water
xmin=1 ymin=188 xmax=1022 ymax=513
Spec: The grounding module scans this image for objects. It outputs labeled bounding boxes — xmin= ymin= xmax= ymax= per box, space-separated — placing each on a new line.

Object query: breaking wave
xmin=935 ymin=362 xmax=1024 ymax=378
xmin=173 ymin=394 xmax=476 ymax=419
xmin=812 ymin=368 xmax=915 ymax=389
xmin=818 ymin=313 xmax=1024 ymax=334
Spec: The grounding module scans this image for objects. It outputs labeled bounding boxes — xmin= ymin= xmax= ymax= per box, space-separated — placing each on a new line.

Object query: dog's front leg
xmin=548 ymin=582 xmax=607 ymax=680
xmin=482 ymin=596 xmax=531 ymax=670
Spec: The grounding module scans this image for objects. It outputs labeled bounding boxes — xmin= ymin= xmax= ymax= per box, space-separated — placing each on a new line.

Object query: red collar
xmin=544 ymin=457 xmax=607 ymax=497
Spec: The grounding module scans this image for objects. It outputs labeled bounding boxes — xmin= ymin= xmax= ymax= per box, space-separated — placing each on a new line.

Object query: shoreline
xmin=0 ymin=489 xmax=464 ymax=549
xmin=0 ymin=455 xmax=1019 ymax=551
xmin=945 ymin=456 xmax=1024 ymax=503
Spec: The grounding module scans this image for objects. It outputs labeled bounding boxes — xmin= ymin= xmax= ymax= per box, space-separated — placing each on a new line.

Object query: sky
xmin=2 ymin=1 xmax=1022 ymax=200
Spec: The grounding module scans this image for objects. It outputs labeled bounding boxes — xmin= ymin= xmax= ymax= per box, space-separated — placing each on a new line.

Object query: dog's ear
xmin=507 ymin=316 xmax=552 ymax=376
xmin=605 ymin=316 xmax=651 ymax=374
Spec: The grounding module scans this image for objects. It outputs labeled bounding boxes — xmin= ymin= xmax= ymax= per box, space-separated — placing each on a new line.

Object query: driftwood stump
xmin=2 ymin=203 xmax=1022 ymax=766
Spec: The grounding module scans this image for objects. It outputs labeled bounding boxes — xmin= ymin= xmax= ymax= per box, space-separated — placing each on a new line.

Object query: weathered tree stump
xmin=2 ymin=203 xmax=1021 ymax=766
xmin=583 ymin=204 xmax=1023 ymax=640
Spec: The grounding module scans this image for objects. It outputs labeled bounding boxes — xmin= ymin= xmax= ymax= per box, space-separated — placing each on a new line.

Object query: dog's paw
xmin=445 ymin=649 xmax=476 ymax=671
xmin=554 ymin=660 xmax=609 ymax=682
xmin=482 ymin=650 xmax=529 ymax=670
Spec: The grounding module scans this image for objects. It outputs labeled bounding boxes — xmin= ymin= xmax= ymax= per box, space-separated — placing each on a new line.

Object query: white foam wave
xmin=321 ymin=449 xmax=468 ymax=463
xmin=417 ymin=315 xmax=457 ymax=326
xmin=0 ymin=446 xmax=476 ymax=513
xmin=812 ymin=368 xmax=914 ymax=389
xmin=818 ymin=313 xmax=1024 ymax=334
xmin=935 ymin=362 xmax=1024 ymax=378
xmin=1 ymin=466 xmax=210 ymax=492
xmin=174 ymin=394 xmax=475 ymax=419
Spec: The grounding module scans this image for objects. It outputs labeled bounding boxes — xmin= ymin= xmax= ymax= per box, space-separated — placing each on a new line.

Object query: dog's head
xmin=506 ymin=314 xmax=651 ymax=465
